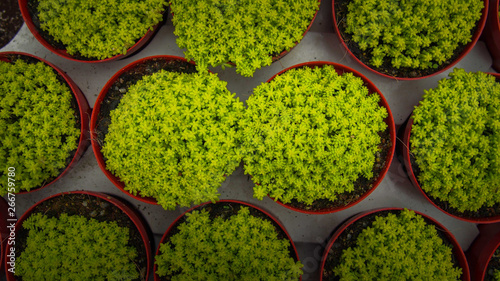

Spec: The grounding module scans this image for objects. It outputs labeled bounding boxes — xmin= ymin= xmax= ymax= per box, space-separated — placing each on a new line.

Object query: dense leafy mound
xmin=0 ymin=59 xmax=79 ymax=194
xmin=102 ymin=70 xmax=244 ymax=210
xmin=169 ymin=0 xmax=320 ymax=76
xmin=411 ymin=69 xmax=500 ymax=212
xmin=242 ymin=65 xmax=388 ymax=205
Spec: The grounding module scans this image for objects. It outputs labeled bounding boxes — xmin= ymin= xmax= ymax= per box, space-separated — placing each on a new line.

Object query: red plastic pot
xmin=485 ymin=0 xmax=500 ymax=71
xmin=400 ymin=73 xmax=500 ymax=223
xmin=17 ymin=0 xmax=165 ymax=63
xmin=0 ymin=197 xmax=10 ymax=277
xmin=4 ymin=191 xmax=153 ymax=280
xmin=0 ymin=52 xmax=91 ymax=194
xmin=332 ymin=0 xmax=489 ymax=80
xmin=319 ymin=208 xmax=470 ymax=281
xmin=467 ymin=223 xmax=500 ymax=281
xmin=153 ymin=199 xmax=301 ymax=281
xmin=91 ymin=55 xmax=196 ymax=205
xmin=263 ymin=61 xmax=395 ymax=214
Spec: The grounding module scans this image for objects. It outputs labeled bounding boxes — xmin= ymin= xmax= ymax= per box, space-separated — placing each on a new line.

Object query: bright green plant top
xmin=37 ymin=0 xmax=166 ymax=60
xmin=241 ymin=65 xmax=388 ymax=205
xmin=169 ymin=0 xmax=320 ymax=77
xmin=102 ymin=70 xmax=244 ymax=210
xmin=345 ymin=0 xmax=483 ymax=69
xmin=411 ymin=69 xmax=500 ymax=212
xmin=17 ymin=213 xmax=139 ymax=281
xmin=334 ymin=209 xmax=462 ymax=280
xmin=155 ymin=206 xmax=303 ymax=280
xmin=0 ymin=59 xmax=79 ymax=195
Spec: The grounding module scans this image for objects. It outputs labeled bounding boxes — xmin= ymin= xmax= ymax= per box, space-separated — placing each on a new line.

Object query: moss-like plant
xmin=411 ymin=69 xmax=500 ymax=212
xmin=169 ymin=0 xmax=320 ymax=77
xmin=344 ymin=0 xmax=483 ymax=69
xmin=155 ymin=206 xmax=303 ymax=280
xmin=36 ymin=0 xmax=166 ymax=60
xmin=0 ymin=59 xmax=80 ymax=195
xmin=241 ymin=65 xmax=388 ymax=205
xmin=102 ymin=70 xmax=244 ymax=210
xmin=17 ymin=213 xmax=139 ymax=281
xmin=333 ymin=209 xmax=462 ymax=280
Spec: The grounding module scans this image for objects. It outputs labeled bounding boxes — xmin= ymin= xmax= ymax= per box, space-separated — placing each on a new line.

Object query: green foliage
xmin=37 ymin=0 xmax=166 ymax=60
xmin=411 ymin=69 xmax=500 ymax=212
xmin=0 ymin=59 xmax=79 ymax=195
xmin=169 ymin=0 xmax=319 ymax=77
xmin=155 ymin=206 xmax=303 ymax=280
xmin=333 ymin=209 xmax=462 ymax=280
xmin=102 ymin=70 xmax=244 ymax=210
xmin=241 ymin=65 xmax=388 ymax=205
xmin=345 ymin=0 xmax=483 ymax=69
xmin=17 ymin=213 xmax=139 ymax=281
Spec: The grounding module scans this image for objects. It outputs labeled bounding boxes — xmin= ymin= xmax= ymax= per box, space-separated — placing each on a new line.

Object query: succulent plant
xmin=241 ymin=65 xmax=388 ymax=205
xmin=411 ymin=69 xmax=500 ymax=212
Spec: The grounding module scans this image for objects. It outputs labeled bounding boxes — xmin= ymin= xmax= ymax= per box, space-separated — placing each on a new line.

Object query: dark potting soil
xmin=408 ymin=138 xmax=500 ymax=220
xmin=321 ymin=210 xmax=464 ymax=281
xmin=94 ymin=58 xmax=197 ymax=153
xmin=0 ymin=0 xmax=23 ymax=49
xmin=15 ymin=193 xmax=149 ymax=281
xmin=3 ymin=54 xmax=82 ymax=192
xmin=485 ymin=247 xmax=500 ymax=281
xmin=333 ymin=0 xmax=482 ymax=78
xmin=157 ymin=201 xmax=299 ymax=281
xmin=284 ymin=128 xmax=392 ymax=212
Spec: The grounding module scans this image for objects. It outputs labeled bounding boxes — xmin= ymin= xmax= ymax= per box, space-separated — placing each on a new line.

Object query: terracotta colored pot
xmin=90 ymin=55 xmax=196 ymax=205
xmin=332 ymin=0 xmax=489 ymax=80
xmin=399 ymin=73 xmax=500 ymax=223
xmin=467 ymin=223 xmax=500 ymax=281
xmin=153 ymin=200 xmax=301 ymax=281
xmin=319 ymin=208 xmax=470 ymax=281
xmin=17 ymin=0 xmax=165 ymax=62
xmin=4 ymin=191 xmax=153 ymax=280
xmin=0 ymin=52 xmax=91 ymax=194
xmin=258 ymin=61 xmax=395 ymax=214
xmin=485 ymin=0 xmax=500 ymax=71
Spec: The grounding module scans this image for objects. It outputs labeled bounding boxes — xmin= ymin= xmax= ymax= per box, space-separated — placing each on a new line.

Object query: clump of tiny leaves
xmin=333 ymin=209 xmax=462 ymax=280
xmin=17 ymin=213 xmax=139 ymax=281
xmin=344 ymin=0 xmax=483 ymax=70
xmin=0 ymin=59 xmax=79 ymax=195
xmin=36 ymin=0 xmax=166 ymax=60
xmin=411 ymin=69 xmax=500 ymax=212
xmin=102 ymin=70 xmax=244 ymax=210
xmin=169 ymin=0 xmax=320 ymax=77
xmin=155 ymin=206 xmax=303 ymax=280
xmin=241 ymin=65 xmax=388 ymax=205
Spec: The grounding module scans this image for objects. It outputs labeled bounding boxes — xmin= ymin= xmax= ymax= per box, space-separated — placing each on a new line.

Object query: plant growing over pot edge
xmin=410 ymin=69 xmax=500 ymax=213
xmin=101 ymin=69 xmax=245 ymax=210
xmin=27 ymin=0 xmax=166 ymax=60
xmin=334 ymin=0 xmax=486 ymax=78
xmin=169 ymin=0 xmax=320 ymax=77
xmin=154 ymin=201 xmax=302 ymax=280
xmin=0 ymin=56 xmax=81 ymax=194
xmin=321 ymin=209 xmax=468 ymax=280
xmin=241 ymin=63 xmax=392 ymax=211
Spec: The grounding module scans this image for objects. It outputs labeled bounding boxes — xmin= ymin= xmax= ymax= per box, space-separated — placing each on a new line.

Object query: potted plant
xmin=169 ymin=0 xmax=321 ymax=77
xmin=240 ymin=62 xmax=395 ymax=214
xmin=0 ymin=0 xmax=23 ymax=48
xmin=399 ymin=69 xmax=500 ymax=223
xmin=18 ymin=0 xmax=167 ymax=62
xmin=467 ymin=223 xmax=500 ymax=281
xmin=320 ymin=208 xmax=469 ymax=280
xmin=91 ymin=55 xmax=245 ymax=210
xmin=484 ymin=0 xmax=500 ymax=71
xmin=332 ymin=0 xmax=487 ymax=79
xmin=154 ymin=200 xmax=303 ymax=280
xmin=0 ymin=52 xmax=90 ymax=195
